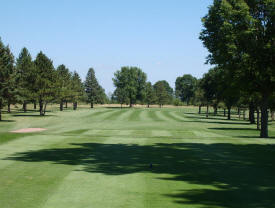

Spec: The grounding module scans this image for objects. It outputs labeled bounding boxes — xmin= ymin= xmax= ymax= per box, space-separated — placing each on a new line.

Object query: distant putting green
xmin=0 ymin=107 xmax=275 ymax=208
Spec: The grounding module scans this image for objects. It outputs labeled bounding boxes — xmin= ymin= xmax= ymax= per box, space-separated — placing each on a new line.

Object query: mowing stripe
xmin=147 ymin=110 xmax=163 ymax=121
xmin=85 ymin=109 xmax=114 ymax=120
xmin=127 ymin=109 xmax=142 ymax=121
xmin=103 ymin=109 xmax=128 ymax=121
xmin=160 ymin=111 xmax=183 ymax=122
xmin=169 ymin=110 xmax=188 ymax=121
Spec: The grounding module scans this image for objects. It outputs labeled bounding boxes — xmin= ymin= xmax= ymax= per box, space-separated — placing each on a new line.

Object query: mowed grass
xmin=0 ymin=107 xmax=275 ymax=208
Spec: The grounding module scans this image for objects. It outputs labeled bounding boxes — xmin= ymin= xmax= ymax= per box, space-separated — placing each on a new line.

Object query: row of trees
xmin=112 ymin=66 xmax=174 ymax=107
xmin=198 ymin=0 xmax=275 ymax=138
xmin=0 ymin=38 xmax=107 ymax=120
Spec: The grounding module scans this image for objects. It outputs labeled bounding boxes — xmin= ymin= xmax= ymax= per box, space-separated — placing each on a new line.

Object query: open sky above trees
xmin=0 ymin=0 xmax=212 ymax=93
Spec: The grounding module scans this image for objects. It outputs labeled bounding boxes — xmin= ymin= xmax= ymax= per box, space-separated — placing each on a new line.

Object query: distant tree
xmin=113 ymin=87 xmax=129 ymax=108
xmin=70 ymin=71 xmax=84 ymax=110
xmin=85 ymin=68 xmax=103 ymax=108
xmin=16 ymin=48 xmax=36 ymax=112
xmin=0 ymin=39 xmax=15 ymax=120
xmin=144 ymin=82 xmax=156 ymax=108
xmin=194 ymin=79 xmax=206 ymax=114
xmin=175 ymin=74 xmax=197 ymax=105
xmin=154 ymin=81 xmax=170 ymax=107
xmin=34 ymin=51 xmax=57 ymax=116
xmin=56 ymin=64 xmax=72 ymax=111
xmin=200 ymin=68 xmax=220 ymax=118
xmin=113 ymin=66 xmax=147 ymax=107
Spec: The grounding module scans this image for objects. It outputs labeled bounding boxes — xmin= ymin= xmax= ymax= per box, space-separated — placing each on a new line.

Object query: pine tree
xmin=0 ymin=39 xmax=15 ymax=120
xmin=85 ymin=68 xmax=100 ymax=108
xmin=16 ymin=47 xmax=36 ymax=112
xmin=56 ymin=64 xmax=72 ymax=111
xmin=34 ymin=51 xmax=57 ymax=116
xmin=71 ymin=71 xmax=84 ymax=110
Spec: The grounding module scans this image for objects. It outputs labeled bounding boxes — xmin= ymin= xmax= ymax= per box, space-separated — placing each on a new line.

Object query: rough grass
xmin=0 ymin=106 xmax=275 ymax=208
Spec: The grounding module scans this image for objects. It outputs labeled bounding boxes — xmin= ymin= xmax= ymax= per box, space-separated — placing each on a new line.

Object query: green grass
xmin=0 ymin=107 xmax=275 ymax=208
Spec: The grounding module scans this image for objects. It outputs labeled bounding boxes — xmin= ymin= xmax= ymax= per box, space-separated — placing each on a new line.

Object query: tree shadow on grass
xmin=6 ymin=142 xmax=275 ymax=208
xmin=12 ymin=114 xmax=55 ymax=117
xmin=209 ymin=128 xmax=258 ymax=131
xmin=185 ymin=114 xmax=246 ymax=122
xmin=0 ymin=120 xmax=15 ymax=122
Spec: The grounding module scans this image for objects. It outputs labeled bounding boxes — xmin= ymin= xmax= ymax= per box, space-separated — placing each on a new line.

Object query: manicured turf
xmin=0 ymin=107 xmax=275 ymax=208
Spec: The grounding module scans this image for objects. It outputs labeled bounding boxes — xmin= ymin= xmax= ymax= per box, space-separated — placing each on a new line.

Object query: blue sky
xmin=0 ymin=0 xmax=212 ymax=94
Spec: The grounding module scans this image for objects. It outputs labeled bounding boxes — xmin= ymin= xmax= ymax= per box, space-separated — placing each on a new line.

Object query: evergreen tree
xmin=85 ymin=68 xmax=101 ymax=108
xmin=34 ymin=51 xmax=57 ymax=116
xmin=16 ymin=47 xmax=35 ymax=112
xmin=56 ymin=64 xmax=72 ymax=111
xmin=0 ymin=39 xmax=15 ymax=120
xmin=71 ymin=71 xmax=84 ymax=110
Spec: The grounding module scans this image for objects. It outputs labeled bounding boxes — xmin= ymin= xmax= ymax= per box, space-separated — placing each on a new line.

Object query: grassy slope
xmin=0 ymin=107 xmax=275 ymax=208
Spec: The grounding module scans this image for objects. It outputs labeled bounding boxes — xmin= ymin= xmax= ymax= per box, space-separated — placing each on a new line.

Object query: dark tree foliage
xmin=153 ymin=81 xmax=170 ymax=107
xmin=0 ymin=39 xmax=15 ymax=120
xmin=34 ymin=51 xmax=57 ymax=116
xmin=200 ymin=0 xmax=275 ymax=137
xmin=16 ymin=47 xmax=36 ymax=112
xmin=56 ymin=64 xmax=72 ymax=111
xmin=175 ymin=74 xmax=197 ymax=105
xmin=85 ymin=68 xmax=105 ymax=108
xmin=113 ymin=66 xmax=147 ymax=107
xmin=71 ymin=71 xmax=84 ymax=110
xmin=144 ymin=82 xmax=156 ymax=108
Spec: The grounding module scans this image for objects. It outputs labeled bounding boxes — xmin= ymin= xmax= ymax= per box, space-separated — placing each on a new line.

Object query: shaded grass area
xmin=7 ymin=142 xmax=275 ymax=208
xmin=0 ymin=133 xmax=27 ymax=145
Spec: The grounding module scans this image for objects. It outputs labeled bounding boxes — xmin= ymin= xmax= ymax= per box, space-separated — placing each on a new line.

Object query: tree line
xmin=198 ymin=0 xmax=274 ymax=138
xmin=0 ymin=38 xmax=108 ymax=120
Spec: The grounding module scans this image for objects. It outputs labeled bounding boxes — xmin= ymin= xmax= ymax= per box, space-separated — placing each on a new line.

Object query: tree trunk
xmin=256 ymin=108 xmax=260 ymax=130
xmin=43 ymin=102 xmax=48 ymax=115
xmin=121 ymin=103 xmax=122 ymax=109
xmin=91 ymin=102 xmax=94 ymax=108
xmin=73 ymin=102 xmax=77 ymax=110
xmin=227 ymin=106 xmax=231 ymax=120
xmin=238 ymin=108 xmax=241 ymax=120
xmin=34 ymin=101 xmax=36 ymax=109
xmin=23 ymin=101 xmax=27 ymax=112
xmin=249 ymin=104 xmax=255 ymax=124
xmin=65 ymin=101 xmax=68 ymax=108
xmin=0 ymin=108 xmax=1 ymax=121
xmin=199 ymin=105 xmax=201 ymax=114
xmin=243 ymin=110 xmax=246 ymax=120
xmin=60 ymin=101 xmax=63 ymax=111
xmin=206 ymin=104 xmax=209 ymax=118
xmin=214 ymin=106 xmax=217 ymax=116
xmin=271 ymin=111 xmax=274 ymax=121
xmin=147 ymin=104 xmax=150 ymax=108
xmin=260 ymin=95 xmax=269 ymax=138
xmin=8 ymin=103 xmax=11 ymax=113
xmin=39 ymin=100 xmax=44 ymax=116
xmin=224 ymin=108 xmax=226 ymax=117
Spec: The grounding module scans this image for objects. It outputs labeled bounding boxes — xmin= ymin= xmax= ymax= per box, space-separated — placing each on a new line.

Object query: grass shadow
xmin=6 ymin=142 xmax=275 ymax=208
xmin=12 ymin=114 xmax=55 ymax=117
